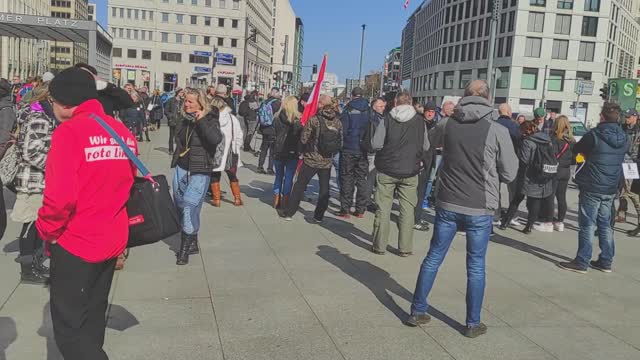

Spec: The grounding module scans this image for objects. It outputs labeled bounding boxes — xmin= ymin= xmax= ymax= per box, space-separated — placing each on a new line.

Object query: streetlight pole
xmin=487 ymin=0 xmax=501 ymax=101
xmin=242 ymin=16 xmax=250 ymax=91
xmin=358 ymin=24 xmax=366 ymax=85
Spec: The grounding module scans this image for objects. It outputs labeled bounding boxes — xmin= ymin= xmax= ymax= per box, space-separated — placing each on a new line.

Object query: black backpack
xmin=529 ymin=140 xmax=558 ymax=183
xmin=317 ymin=118 xmax=342 ymax=157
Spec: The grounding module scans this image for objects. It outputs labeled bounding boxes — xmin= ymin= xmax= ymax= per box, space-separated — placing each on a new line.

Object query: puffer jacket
xmin=518 ymin=132 xmax=555 ymax=199
xmin=273 ymin=111 xmax=303 ymax=161
xmin=171 ymin=111 xmax=224 ymax=174
xmin=340 ymin=97 xmax=370 ymax=154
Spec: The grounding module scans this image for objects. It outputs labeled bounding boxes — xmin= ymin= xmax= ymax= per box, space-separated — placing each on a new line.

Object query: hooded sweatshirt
xmin=36 ymin=99 xmax=138 ymax=263
xmin=575 ymin=122 xmax=628 ymax=195
xmin=373 ymin=104 xmax=430 ymax=178
xmin=518 ymin=131 xmax=555 ymax=199
xmin=340 ymin=97 xmax=370 ymax=154
xmin=432 ymin=96 xmax=518 ymax=216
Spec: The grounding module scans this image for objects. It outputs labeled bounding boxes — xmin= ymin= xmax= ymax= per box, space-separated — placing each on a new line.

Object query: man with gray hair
xmin=407 ymin=80 xmax=518 ymax=338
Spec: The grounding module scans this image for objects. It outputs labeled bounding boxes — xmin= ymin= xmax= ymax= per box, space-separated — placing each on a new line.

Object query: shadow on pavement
xmin=491 ymin=232 xmax=572 ymax=263
xmin=37 ymin=303 xmax=63 ymax=360
xmin=106 ymin=304 xmax=140 ymax=332
xmin=316 ymin=245 xmax=463 ymax=331
xmin=0 ymin=317 xmax=17 ymax=360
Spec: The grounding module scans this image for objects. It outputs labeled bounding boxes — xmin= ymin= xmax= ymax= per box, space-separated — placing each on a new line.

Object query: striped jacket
xmin=14 ymin=102 xmax=55 ymax=194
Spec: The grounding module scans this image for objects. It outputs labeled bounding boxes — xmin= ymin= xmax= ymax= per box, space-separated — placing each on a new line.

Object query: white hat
xmin=215 ymin=84 xmax=227 ymax=95
xmin=42 ymin=72 xmax=55 ymax=82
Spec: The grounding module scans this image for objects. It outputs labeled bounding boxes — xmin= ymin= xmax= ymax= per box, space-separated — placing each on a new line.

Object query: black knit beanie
xmin=49 ymin=67 xmax=98 ymax=106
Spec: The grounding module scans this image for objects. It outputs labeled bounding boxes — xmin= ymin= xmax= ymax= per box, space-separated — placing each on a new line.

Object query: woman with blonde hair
xmin=12 ymin=83 xmax=56 ymax=283
xmin=272 ymin=96 xmax=303 ymax=208
xmin=551 ymin=115 xmax=575 ymax=232
xmin=209 ymin=96 xmax=244 ymax=207
xmin=172 ymin=88 xmax=223 ymax=265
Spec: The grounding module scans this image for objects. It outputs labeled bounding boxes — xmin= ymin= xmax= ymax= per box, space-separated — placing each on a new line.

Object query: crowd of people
xmin=0 ymin=63 xmax=636 ymax=359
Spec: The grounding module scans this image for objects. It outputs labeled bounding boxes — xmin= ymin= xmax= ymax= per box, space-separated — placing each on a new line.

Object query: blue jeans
xmin=411 ymin=208 xmax=492 ymax=327
xmin=273 ymin=158 xmax=298 ymax=196
xmin=576 ymin=191 xmax=616 ymax=268
xmin=424 ymin=154 xmax=443 ymax=206
xmin=173 ymin=166 xmax=210 ymax=235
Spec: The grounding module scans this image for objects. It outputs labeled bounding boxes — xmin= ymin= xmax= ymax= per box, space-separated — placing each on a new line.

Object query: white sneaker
xmin=553 ymin=222 xmax=564 ymax=232
xmin=533 ymin=223 xmax=554 ymax=233
xmin=510 ymin=219 xmax=520 ymax=226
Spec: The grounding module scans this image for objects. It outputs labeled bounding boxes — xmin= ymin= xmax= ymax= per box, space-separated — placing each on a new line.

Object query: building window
xmin=134 ymin=9 xmax=139 ymax=19
xmin=112 ymin=47 xmax=122 ymax=57
xmin=127 ymin=9 xmax=131 ymax=18
xmin=576 ymin=71 xmax=592 ymax=80
xmin=548 ymin=70 xmax=565 ymax=91
xmin=177 ymin=0 xmax=183 ymax=3
xmin=119 ymin=28 xmax=123 ymax=37
xmin=119 ymin=8 xmax=124 ymax=17
xmin=521 ymin=68 xmax=538 ymax=90
xmin=218 ymin=37 xmax=224 ymax=46
xmin=557 ymin=0 xmax=573 ymax=9
xmin=133 ymin=30 xmax=139 ymax=40
xmin=162 ymin=0 xmax=168 ymax=2
xmin=219 ymin=0 xmax=225 ymax=8
xmin=161 ymin=52 xmax=182 ymax=62
xmin=527 ymin=12 xmax=544 ymax=33
xmin=206 ymin=0 xmax=212 ymax=6
xmin=232 ymin=19 xmax=239 ymax=28
xmin=127 ymin=49 xmax=137 ymax=58
xmin=149 ymin=32 xmax=153 ymax=41
xmin=505 ymin=36 xmax=513 ymax=57
xmin=191 ymin=15 xmax=197 ymax=25
xmin=162 ymin=12 xmax=169 ymax=22
xmin=161 ymin=32 xmax=168 ymax=42
xmin=176 ymin=14 xmax=184 ymax=24
xmin=192 ymin=0 xmax=197 ymax=4
xmin=126 ymin=29 xmax=131 ymax=39
xmin=142 ymin=10 xmax=146 ymax=20
xmin=149 ymin=11 xmax=154 ymax=20
xmin=189 ymin=54 xmax=209 ymax=64
xmin=443 ymin=71 xmax=454 ymax=89
xmin=584 ymin=0 xmax=600 ymax=11
xmin=176 ymin=34 xmax=183 ymax=43
xmin=231 ymin=39 xmax=238 ymax=47
xmin=142 ymin=50 xmax=151 ymax=60
xmin=111 ymin=7 xmax=116 ymax=17
xmin=205 ymin=17 xmax=211 ymax=26
xmin=552 ymin=39 xmax=569 ymax=60
xmin=581 ymin=17 xmax=598 ymax=36
xmin=204 ymin=36 xmax=210 ymax=45
xmin=497 ymin=67 xmax=510 ymax=88
xmin=578 ymin=41 xmax=595 ymax=61
xmin=459 ymin=70 xmax=472 ymax=88
xmin=530 ymin=0 xmax=545 ymax=6
xmin=555 ymin=14 xmax=571 ymax=35
xmin=218 ymin=18 xmax=225 ymax=27
xmin=233 ymin=0 xmax=239 ymax=9
xmin=524 ymin=37 xmax=541 ymax=57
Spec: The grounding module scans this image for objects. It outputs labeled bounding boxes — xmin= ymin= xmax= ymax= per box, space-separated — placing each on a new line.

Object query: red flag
xmin=403 ymin=0 xmax=410 ymax=9
xmin=301 ymin=54 xmax=328 ymax=126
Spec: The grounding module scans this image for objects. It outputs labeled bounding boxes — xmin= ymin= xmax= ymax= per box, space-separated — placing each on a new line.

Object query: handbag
xmin=91 ymin=114 xmax=181 ymax=248
xmin=0 ymin=124 xmax=21 ymax=185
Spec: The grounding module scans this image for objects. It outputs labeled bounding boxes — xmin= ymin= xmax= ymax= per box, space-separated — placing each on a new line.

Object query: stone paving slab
xmin=1 ymin=127 xmax=640 ymax=359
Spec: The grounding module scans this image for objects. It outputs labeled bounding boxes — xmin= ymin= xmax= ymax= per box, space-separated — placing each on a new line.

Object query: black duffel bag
xmin=91 ymin=114 xmax=180 ymax=248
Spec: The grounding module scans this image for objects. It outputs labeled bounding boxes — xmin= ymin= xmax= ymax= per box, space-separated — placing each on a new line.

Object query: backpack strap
xmin=556 ymin=141 xmax=569 ymax=159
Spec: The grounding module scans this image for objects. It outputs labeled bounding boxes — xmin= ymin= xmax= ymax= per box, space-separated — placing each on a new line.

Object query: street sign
xmin=193 ymin=51 xmax=212 ymax=57
xmin=216 ymin=53 xmax=234 ymax=66
xmin=194 ymin=66 xmax=211 ymax=73
xmin=575 ymin=80 xmax=594 ymax=96
xmin=608 ymin=78 xmax=638 ymax=111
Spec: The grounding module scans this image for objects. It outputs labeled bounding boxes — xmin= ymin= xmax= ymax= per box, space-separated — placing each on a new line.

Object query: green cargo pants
xmin=372 ymin=172 xmax=418 ymax=254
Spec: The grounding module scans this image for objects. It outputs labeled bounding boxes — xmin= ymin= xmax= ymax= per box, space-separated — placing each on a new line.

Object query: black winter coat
xmin=273 ymin=111 xmax=302 ymax=160
xmin=171 ymin=112 xmax=223 ymax=174
xmin=98 ymin=83 xmax=134 ymax=116
xmin=120 ymin=102 xmax=146 ymax=131
xmin=553 ymin=136 xmax=575 ymax=181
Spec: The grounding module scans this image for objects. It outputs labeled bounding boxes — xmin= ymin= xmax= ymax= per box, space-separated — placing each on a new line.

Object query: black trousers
xmin=211 ymin=169 xmax=238 ymax=183
xmin=168 ymin=125 xmax=176 ymax=152
xmin=283 ymin=164 xmax=331 ymax=220
xmin=258 ymin=134 xmax=275 ymax=170
xmin=18 ymin=222 xmax=42 ymax=262
xmin=555 ymin=179 xmax=569 ymax=222
xmin=339 ymin=153 xmax=369 ymax=213
xmin=0 ymin=179 xmax=6 ymax=240
xmin=526 ymin=195 xmax=554 ymax=225
xmin=244 ymin=120 xmax=257 ymax=149
xmin=415 ymin=165 xmax=433 ymax=223
xmin=49 ymin=244 xmax=116 ymax=360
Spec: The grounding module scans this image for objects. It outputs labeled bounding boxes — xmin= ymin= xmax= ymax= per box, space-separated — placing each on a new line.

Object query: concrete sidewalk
xmin=1 ymin=126 xmax=640 ymax=360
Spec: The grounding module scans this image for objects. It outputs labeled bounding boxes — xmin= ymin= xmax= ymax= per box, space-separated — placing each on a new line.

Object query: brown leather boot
xmin=273 ymin=194 xmax=280 ymax=209
xmin=230 ymin=181 xmax=243 ymax=206
xmin=281 ymin=195 xmax=289 ymax=209
xmin=210 ymin=182 xmax=221 ymax=207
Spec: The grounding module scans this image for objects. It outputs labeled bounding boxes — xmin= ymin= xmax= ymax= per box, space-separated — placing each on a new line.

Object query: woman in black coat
xmin=272 ymin=96 xmax=303 ymax=208
xmin=120 ymin=91 xmax=149 ymax=141
xmin=551 ymin=116 xmax=576 ymax=232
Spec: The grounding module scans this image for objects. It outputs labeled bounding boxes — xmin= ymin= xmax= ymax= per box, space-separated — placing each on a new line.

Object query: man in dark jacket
xmin=337 ymin=87 xmax=370 ymax=218
xmin=0 ymin=78 xmax=17 ymax=239
xmin=496 ymin=103 xmax=520 ymax=207
xmin=165 ymin=88 xmax=184 ymax=154
xmin=414 ymin=101 xmax=437 ymax=231
xmin=616 ymin=109 xmax=640 ymax=227
xmin=408 ymin=80 xmax=518 ymax=338
xmin=371 ymin=91 xmax=430 ymax=257
xmin=238 ymin=91 xmax=259 ymax=152
xmin=559 ymin=102 xmax=629 ymax=274
xmin=257 ymin=88 xmax=282 ymax=175
xmin=75 ymin=63 xmax=133 ymax=117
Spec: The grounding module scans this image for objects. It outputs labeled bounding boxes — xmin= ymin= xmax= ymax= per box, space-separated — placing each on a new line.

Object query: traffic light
xmin=600 ymin=84 xmax=609 ymax=100
xmin=249 ymin=28 xmax=258 ymax=42
xmin=312 ymin=64 xmax=318 ymax=74
xmin=236 ymin=75 xmax=242 ymax=86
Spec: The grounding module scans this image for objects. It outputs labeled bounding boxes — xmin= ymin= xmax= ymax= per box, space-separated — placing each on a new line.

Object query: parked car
xmin=569 ymin=118 xmax=588 ymax=143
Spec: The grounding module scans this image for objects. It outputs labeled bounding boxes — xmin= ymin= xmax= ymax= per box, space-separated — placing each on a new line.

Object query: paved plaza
xmin=1 ymin=127 xmax=640 ymax=360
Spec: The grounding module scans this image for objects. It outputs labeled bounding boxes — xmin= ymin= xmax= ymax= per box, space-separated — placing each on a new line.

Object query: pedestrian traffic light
xmin=600 ymin=84 xmax=609 ymax=100
xmin=236 ymin=75 xmax=242 ymax=86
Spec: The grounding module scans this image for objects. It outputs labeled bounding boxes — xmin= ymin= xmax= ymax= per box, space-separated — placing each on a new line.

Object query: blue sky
xmin=93 ymin=0 xmax=421 ymax=84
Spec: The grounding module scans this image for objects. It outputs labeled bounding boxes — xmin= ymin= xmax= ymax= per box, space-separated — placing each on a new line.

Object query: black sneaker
xmin=557 ymin=260 xmax=588 ymax=274
xmin=463 ymin=323 xmax=487 ymax=338
xmin=590 ymin=260 xmax=612 ymax=273
xmin=627 ymin=227 xmax=640 ymax=237
xmin=405 ymin=313 xmax=431 ymax=327
xmin=267 ymin=169 xmax=275 ymax=176
xmin=257 ymin=168 xmax=267 ymax=174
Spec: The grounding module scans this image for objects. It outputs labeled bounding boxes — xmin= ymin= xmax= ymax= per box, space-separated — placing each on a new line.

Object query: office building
xmin=88 ymin=2 xmax=96 ymax=20
xmin=245 ymin=0 xmax=273 ymax=94
xmin=292 ymin=17 xmax=304 ymax=93
xmin=402 ymin=0 xmax=632 ymax=127
xmin=384 ymin=47 xmax=401 ymax=93
xmin=0 ymin=0 xmax=50 ymax=79
xmin=270 ymin=0 xmax=296 ymax=95
xmin=50 ymin=0 xmax=89 ymax=72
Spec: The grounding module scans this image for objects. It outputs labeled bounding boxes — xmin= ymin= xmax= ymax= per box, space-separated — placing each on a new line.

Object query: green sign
xmin=608 ymin=78 xmax=638 ymax=111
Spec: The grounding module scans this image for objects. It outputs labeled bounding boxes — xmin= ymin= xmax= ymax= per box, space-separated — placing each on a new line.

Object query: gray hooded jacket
xmin=431 ymin=96 xmax=518 ymax=216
